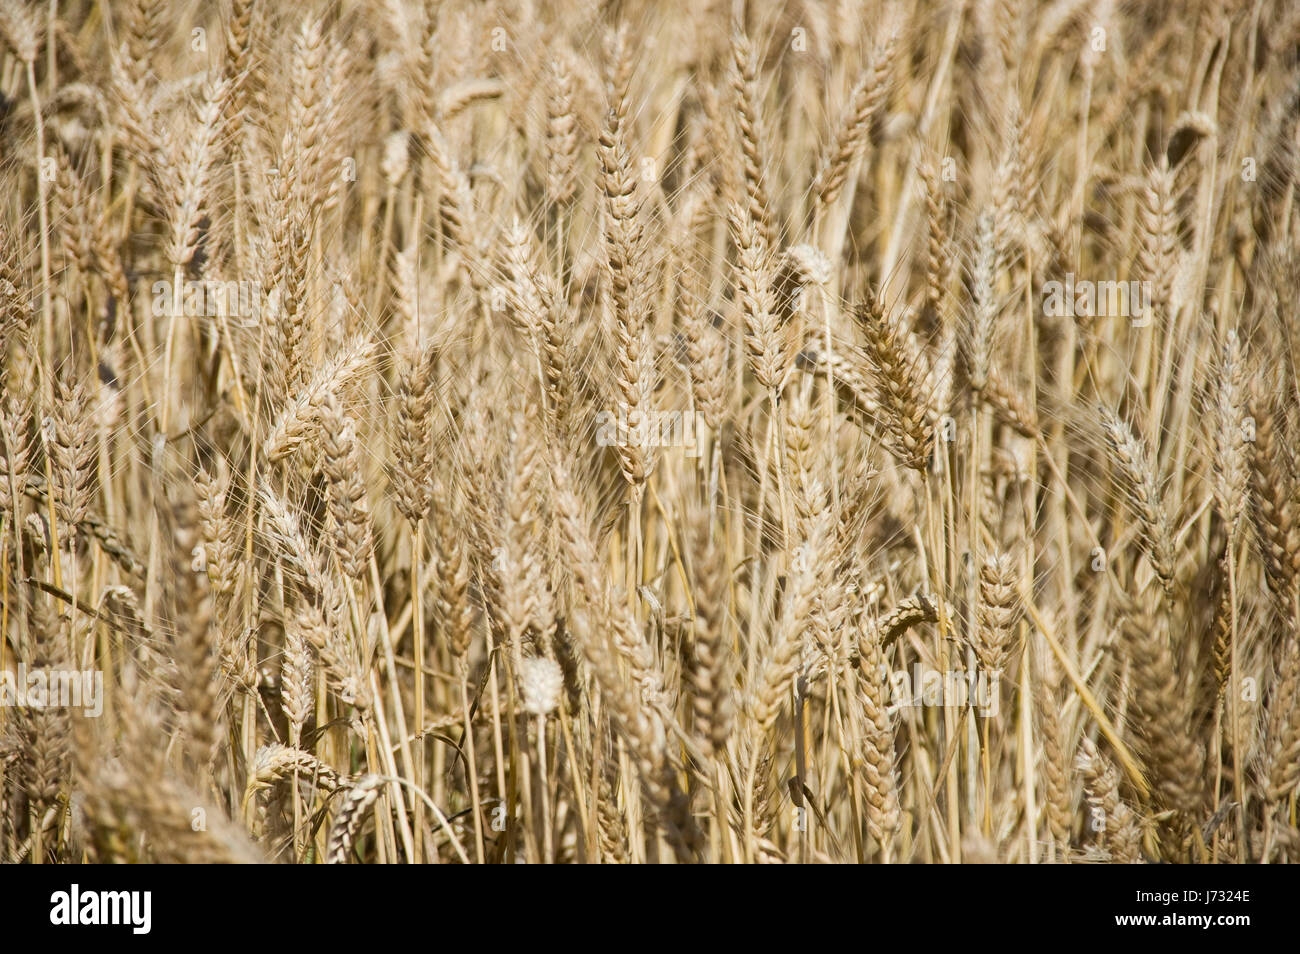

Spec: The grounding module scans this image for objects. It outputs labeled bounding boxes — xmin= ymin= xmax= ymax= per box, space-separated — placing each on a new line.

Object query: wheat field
xmin=0 ymin=0 xmax=1297 ymax=865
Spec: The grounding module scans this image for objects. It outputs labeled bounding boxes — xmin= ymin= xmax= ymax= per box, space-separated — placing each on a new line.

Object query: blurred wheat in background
xmin=0 ymin=0 xmax=1298 ymax=864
